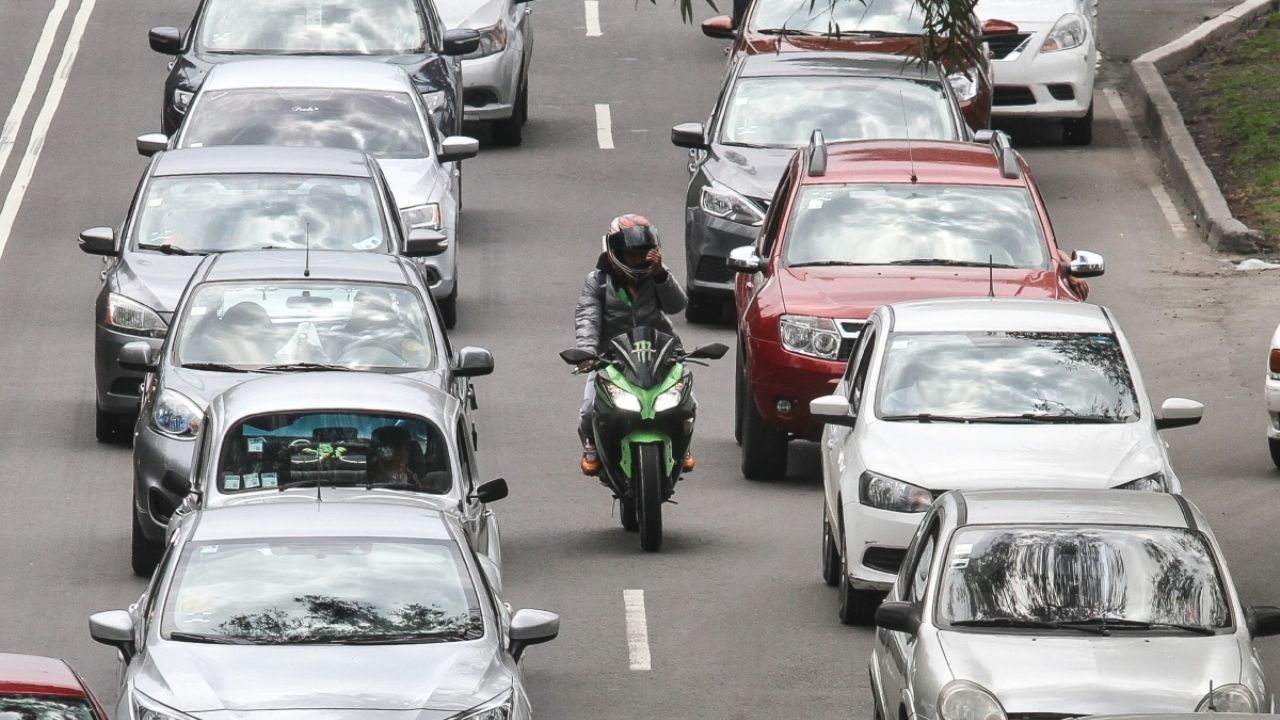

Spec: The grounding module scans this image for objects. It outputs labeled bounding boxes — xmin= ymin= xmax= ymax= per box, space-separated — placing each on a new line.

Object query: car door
xmin=455 ymin=417 xmax=490 ymax=553
xmin=877 ymin=515 xmax=939 ymax=717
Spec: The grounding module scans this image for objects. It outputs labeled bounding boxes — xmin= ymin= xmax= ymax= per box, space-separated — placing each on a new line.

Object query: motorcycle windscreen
xmin=606 ymin=326 xmax=678 ymax=389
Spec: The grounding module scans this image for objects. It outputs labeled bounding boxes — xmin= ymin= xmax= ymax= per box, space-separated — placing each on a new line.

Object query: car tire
xmin=1270 ymin=437 xmax=1280 ymax=468
xmin=822 ymin=504 xmax=840 ymax=587
xmin=684 ymin=291 xmax=722 ymax=324
xmin=131 ymin=513 xmax=162 ymax=578
xmin=740 ymin=372 xmax=788 ymax=480
xmin=440 ymin=285 xmax=458 ymax=330
xmin=837 ymin=525 xmax=881 ymax=625
xmin=96 ymin=405 xmax=132 ymax=445
xmin=1063 ymin=102 xmax=1094 ymax=146
xmin=491 ymin=80 xmax=527 ymax=147
xmin=734 ymin=343 xmax=745 ymax=446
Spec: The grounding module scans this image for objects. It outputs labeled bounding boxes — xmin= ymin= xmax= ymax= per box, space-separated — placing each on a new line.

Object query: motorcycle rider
xmin=574 ymin=214 xmax=688 ymax=476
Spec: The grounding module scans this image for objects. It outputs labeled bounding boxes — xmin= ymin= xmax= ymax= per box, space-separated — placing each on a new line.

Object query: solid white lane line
xmin=1102 ymin=87 xmax=1189 ymax=239
xmin=0 ymin=0 xmax=73 ymax=176
xmin=0 ymin=0 xmax=98 ymax=261
xmin=584 ymin=1 xmax=602 ymax=37
xmin=595 ymin=103 xmax=614 ymax=149
xmin=623 ymin=589 xmax=651 ymax=670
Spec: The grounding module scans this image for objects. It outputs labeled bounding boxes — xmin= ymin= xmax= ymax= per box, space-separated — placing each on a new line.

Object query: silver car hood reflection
xmin=937 ymin=631 xmax=1243 ymax=713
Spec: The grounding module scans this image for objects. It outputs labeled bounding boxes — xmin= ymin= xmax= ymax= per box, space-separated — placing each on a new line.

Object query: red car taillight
xmin=1270 ymin=348 xmax=1280 ymax=374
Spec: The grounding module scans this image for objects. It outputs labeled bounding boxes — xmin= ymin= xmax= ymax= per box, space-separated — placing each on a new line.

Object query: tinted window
xmin=784 ymin=185 xmax=1049 ymax=268
xmin=199 ymin=0 xmax=426 ymax=54
xmin=877 ymin=331 xmax=1138 ymax=423
xmin=162 ymin=537 xmax=481 ymax=644
xmin=0 ymin=696 xmax=95 ymax=720
xmin=134 ymin=175 xmax=388 ymax=254
xmin=750 ymin=0 xmax=925 ymax=34
xmin=183 ymin=89 xmax=430 ymax=159
xmin=721 ymin=77 xmax=956 ymax=147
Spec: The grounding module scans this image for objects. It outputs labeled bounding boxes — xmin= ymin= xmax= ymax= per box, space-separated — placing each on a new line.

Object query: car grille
xmin=993 ymin=86 xmax=1037 ymax=106
xmin=987 ymin=32 xmax=1031 ymax=60
xmin=695 ymin=254 xmax=736 ymax=284
xmin=835 ymin=320 xmax=866 ymax=361
xmin=862 ymin=547 xmax=906 ymax=574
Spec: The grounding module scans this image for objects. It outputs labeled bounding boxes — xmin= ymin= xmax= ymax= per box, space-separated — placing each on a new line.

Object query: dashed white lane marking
xmin=1102 ymin=87 xmax=1189 ymax=240
xmin=595 ymin=103 xmax=614 ymax=149
xmin=623 ymin=589 xmax=651 ymax=670
xmin=0 ymin=0 xmax=98 ymax=261
xmin=584 ymin=1 xmax=602 ymax=37
xmin=0 ymin=0 xmax=73 ymax=179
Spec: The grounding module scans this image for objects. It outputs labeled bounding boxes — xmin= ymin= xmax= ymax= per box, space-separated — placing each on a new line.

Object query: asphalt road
xmin=0 ymin=0 xmax=1276 ymax=717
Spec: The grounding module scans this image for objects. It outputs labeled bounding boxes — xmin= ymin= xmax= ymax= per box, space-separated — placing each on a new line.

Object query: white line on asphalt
xmin=623 ymin=589 xmax=651 ymax=670
xmin=0 ymin=0 xmax=98 ymax=261
xmin=0 ymin=0 xmax=73 ymax=179
xmin=595 ymin=103 xmax=614 ymax=149
xmin=584 ymin=1 xmax=602 ymax=37
xmin=1102 ymin=87 xmax=1190 ymax=239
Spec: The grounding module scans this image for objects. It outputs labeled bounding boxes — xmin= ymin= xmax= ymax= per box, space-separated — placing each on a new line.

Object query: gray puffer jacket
xmin=575 ymin=256 xmax=688 ymax=354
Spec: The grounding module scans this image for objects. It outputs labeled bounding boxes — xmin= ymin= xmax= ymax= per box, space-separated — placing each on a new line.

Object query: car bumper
xmin=1267 ymin=375 xmax=1280 ymax=439
xmin=991 ymin=42 xmax=1096 ymax=120
xmin=685 ymin=207 xmax=759 ymax=298
xmin=95 ymin=324 xmax=162 ymax=415
xmin=133 ymin=424 xmax=197 ymax=544
xmin=745 ymin=337 xmax=843 ymax=440
xmin=461 ymin=48 xmax=520 ymax=122
xmin=842 ymin=499 xmax=924 ymax=591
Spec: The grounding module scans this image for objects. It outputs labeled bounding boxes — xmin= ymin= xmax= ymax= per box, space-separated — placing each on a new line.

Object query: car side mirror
xmin=136 ymin=133 xmax=169 ymax=157
xmin=874 ymin=601 xmax=920 ymax=635
xmin=1247 ymin=606 xmax=1280 ymax=638
xmin=119 ymin=341 xmax=159 ymax=374
xmin=438 ymin=136 xmax=479 ymax=163
xmin=701 ymin=14 xmax=736 ymax=39
xmin=79 ymin=226 xmax=119 ymax=257
xmin=1155 ymin=397 xmax=1203 ymax=430
xmin=471 ymin=478 xmax=509 ymax=504
xmin=509 ymin=608 xmax=560 ymax=661
xmin=442 ymin=28 xmax=481 ymax=56
xmin=810 ymin=394 xmax=857 ymax=428
xmin=149 ymin=26 xmax=182 ymax=55
xmin=671 ymin=122 xmax=708 ymax=150
xmin=453 ymin=346 xmax=495 ymax=378
xmin=89 ymin=610 xmax=135 ymax=648
xmin=978 ymin=18 xmax=1019 ymax=43
xmin=161 ymin=472 xmax=193 ymax=497
xmin=559 ymin=348 xmax=596 ymax=365
xmin=726 ymin=245 xmax=763 ymax=274
xmin=686 ymin=342 xmax=729 ymax=360
xmin=404 ymin=228 xmax=449 ymax=257
xmin=1068 ymin=249 xmax=1105 ymax=278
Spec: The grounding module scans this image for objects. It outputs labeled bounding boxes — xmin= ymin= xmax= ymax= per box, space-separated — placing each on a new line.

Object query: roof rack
xmin=974 ymin=128 xmax=1021 ymax=180
xmin=807 ymin=128 xmax=827 ymax=177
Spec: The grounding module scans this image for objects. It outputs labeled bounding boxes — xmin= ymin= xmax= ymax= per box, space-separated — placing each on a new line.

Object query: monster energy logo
xmin=631 ymin=340 xmax=655 ymax=362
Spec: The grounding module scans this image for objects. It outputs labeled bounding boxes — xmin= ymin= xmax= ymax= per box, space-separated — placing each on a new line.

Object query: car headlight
xmin=1041 ymin=13 xmax=1087 ymax=53
xmin=1115 ymin=471 xmax=1168 ymax=492
xmin=939 ymin=681 xmax=1007 ymax=720
xmin=653 ymin=378 xmax=687 ymax=413
xmin=465 ymin=21 xmax=508 ymax=59
xmin=779 ymin=314 xmax=841 ymax=360
xmin=859 ymin=470 xmax=933 ymax=513
xmin=700 ymin=181 xmax=765 ymax=226
xmin=105 ymin=293 xmax=168 ymax=337
xmin=152 ymin=389 xmax=202 ymax=439
xmin=422 ymin=91 xmax=448 ymax=116
xmin=947 ymin=67 xmax=980 ymax=102
xmin=1196 ymin=683 xmax=1257 ymax=713
xmin=172 ymin=89 xmax=193 ymax=113
xmin=604 ymin=381 xmax=642 ymax=413
xmin=452 ymin=690 xmax=514 ymax=720
xmin=401 ymin=203 xmax=442 ymax=231
xmin=133 ymin=692 xmax=200 ymax=720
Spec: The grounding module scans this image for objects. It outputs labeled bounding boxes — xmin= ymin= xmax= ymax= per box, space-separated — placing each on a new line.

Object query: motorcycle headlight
xmin=653 ymin=378 xmax=688 ymax=413
xmin=133 ymin=692 xmax=200 ymax=720
xmin=778 ymin=314 xmax=841 ymax=360
xmin=401 ymin=203 xmax=442 ymax=231
xmin=1115 ymin=471 xmax=1168 ymax=492
xmin=947 ymin=67 xmax=980 ymax=102
xmin=1041 ymin=13 xmax=1087 ymax=53
xmin=939 ymin=681 xmax=1007 ymax=720
xmin=1196 ymin=683 xmax=1257 ymax=713
xmin=466 ymin=21 xmax=508 ymax=59
xmin=172 ymin=89 xmax=193 ymax=113
xmin=422 ymin=91 xmax=448 ymax=116
xmin=859 ymin=470 xmax=933 ymax=513
xmin=700 ymin=181 xmax=765 ymax=226
xmin=105 ymin=293 xmax=168 ymax=337
xmin=152 ymin=389 xmax=202 ymax=439
xmin=604 ymin=381 xmax=642 ymax=413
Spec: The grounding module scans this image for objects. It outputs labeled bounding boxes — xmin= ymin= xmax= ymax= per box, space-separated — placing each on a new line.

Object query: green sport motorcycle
xmin=561 ymin=327 xmax=727 ymax=552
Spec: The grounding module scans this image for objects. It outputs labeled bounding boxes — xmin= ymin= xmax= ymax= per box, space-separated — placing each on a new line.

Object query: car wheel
xmin=838 ymin=527 xmax=881 ymax=626
xmin=740 ymin=372 xmax=788 ymax=480
xmin=96 ymin=404 xmax=132 ymax=445
xmin=1270 ymin=437 xmax=1280 ymax=468
xmin=734 ymin=342 xmax=745 ymax=446
xmin=684 ymin=291 xmax=722 ymax=324
xmin=822 ymin=504 xmax=840 ymax=587
xmin=1063 ymin=102 xmax=1094 ymax=146
xmin=491 ymin=81 xmax=526 ymax=147
xmin=518 ymin=72 xmax=530 ymax=125
xmin=131 ymin=513 xmax=162 ymax=578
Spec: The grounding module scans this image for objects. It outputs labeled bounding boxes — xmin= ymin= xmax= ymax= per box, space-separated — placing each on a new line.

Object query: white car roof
xmin=954 ymin=489 xmax=1193 ymax=530
xmin=887 ymin=298 xmax=1112 ymax=334
xmin=202 ymin=57 xmax=414 ymax=94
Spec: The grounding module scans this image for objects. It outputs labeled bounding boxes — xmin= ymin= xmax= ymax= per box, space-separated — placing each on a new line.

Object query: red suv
xmin=0 ymin=654 xmax=109 ymax=720
xmin=730 ymin=131 xmax=1104 ymax=479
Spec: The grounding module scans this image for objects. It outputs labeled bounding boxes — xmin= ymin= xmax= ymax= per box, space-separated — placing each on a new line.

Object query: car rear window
xmin=750 ymin=0 xmax=925 ymax=35
xmin=199 ymin=0 xmax=426 ymax=54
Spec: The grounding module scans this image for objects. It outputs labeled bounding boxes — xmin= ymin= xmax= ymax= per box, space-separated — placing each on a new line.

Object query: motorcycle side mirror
xmin=560 ymin=348 xmax=596 ymax=365
xmin=685 ymin=343 xmax=729 ymax=360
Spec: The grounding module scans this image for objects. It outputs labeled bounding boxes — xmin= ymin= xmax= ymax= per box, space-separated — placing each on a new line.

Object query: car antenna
xmin=303 ymin=222 xmax=312 ymax=278
xmin=1207 ymin=681 xmax=1216 ymax=712
xmin=987 ymin=255 xmax=995 ymax=298
xmin=899 ymin=91 xmax=918 ymax=183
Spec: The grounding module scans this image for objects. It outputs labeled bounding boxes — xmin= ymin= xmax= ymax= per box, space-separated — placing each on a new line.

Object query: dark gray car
xmin=670 ymin=51 xmax=969 ymax=322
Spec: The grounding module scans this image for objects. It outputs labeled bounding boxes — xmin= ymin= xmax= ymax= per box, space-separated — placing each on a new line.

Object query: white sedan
xmin=1268 ymin=323 xmax=1280 ymax=466
xmin=811 ymin=298 xmax=1204 ymax=625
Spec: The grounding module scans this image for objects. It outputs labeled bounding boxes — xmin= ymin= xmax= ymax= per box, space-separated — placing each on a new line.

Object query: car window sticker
xmin=223 ymin=474 xmax=241 ymax=490
xmin=244 ymin=473 xmax=260 ymax=489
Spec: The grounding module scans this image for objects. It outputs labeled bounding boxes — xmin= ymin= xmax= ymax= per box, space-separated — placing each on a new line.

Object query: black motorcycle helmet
xmin=602 ymin=214 xmax=660 ymax=281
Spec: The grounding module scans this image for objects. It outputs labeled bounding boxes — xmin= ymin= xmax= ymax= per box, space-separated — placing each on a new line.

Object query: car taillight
xmin=1270 ymin=348 xmax=1280 ymax=374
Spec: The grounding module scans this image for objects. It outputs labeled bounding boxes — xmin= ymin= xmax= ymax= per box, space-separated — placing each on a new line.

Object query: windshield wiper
xmin=168 ymin=631 xmax=255 ymax=645
xmin=950 ymin=618 xmax=1109 ymax=635
xmin=1059 ymin=618 xmax=1217 ymax=635
xmin=853 ymin=29 xmax=922 ymax=37
xmin=880 ymin=414 xmax=973 ymax=424
xmin=887 ymin=258 xmax=1016 ymax=268
xmin=789 ymin=260 xmax=878 ymax=268
xmin=180 ymin=362 xmax=251 ymax=373
xmin=296 ymin=631 xmax=468 ymax=645
xmin=256 ymin=362 xmax=352 ymax=372
xmin=137 ymin=243 xmax=198 ymax=256
xmin=757 ymin=27 xmax=823 ymax=35
xmin=984 ymin=413 xmax=1121 ymax=424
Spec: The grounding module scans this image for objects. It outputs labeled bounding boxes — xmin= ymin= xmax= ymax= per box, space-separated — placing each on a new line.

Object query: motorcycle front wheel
xmin=634 ymin=444 xmax=664 ymax=552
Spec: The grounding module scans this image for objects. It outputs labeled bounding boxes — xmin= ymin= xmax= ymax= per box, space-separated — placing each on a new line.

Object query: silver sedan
xmin=90 ymin=501 xmax=558 ymax=720
xmin=871 ymin=488 xmax=1280 ymax=720
xmin=439 ymin=0 xmax=534 ymax=145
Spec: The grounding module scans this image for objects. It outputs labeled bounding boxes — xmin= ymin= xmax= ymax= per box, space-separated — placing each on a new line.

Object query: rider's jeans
xmin=579 ymin=372 xmax=597 ymax=448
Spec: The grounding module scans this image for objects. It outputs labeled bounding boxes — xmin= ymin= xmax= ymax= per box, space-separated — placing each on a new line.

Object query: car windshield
xmin=217 ymin=411 xmax=451 ymax=493
xmin=162 ymin=537 xmax=482 ymax=644
xmin=175 ymin=282 xmax=434 ymax=371
xmin=749 ymin=0 xmax=924 ymax=35
xmin=939 ymin=525 xmax=1231 ymax=630
xmin=133 ymin=175 xmax=388 ymax=254
xmin=182 ymin=89 xmax=430 ymax=159
xmin=877 ymin=331 xmax=1139 ymax=422
xmin=783 ymin=184 xmax=1049 ymax=268
xmin=720 ymin=77 xmax=956 ymax=148
xmin=198 ymin=0 xmax=426 ymax=54
xmin=0 ymin=696 xmax=95 ymax=720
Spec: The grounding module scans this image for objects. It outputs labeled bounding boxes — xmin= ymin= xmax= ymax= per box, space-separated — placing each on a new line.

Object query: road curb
xmin=1129 ymin=0 xmax=1274 ymax=253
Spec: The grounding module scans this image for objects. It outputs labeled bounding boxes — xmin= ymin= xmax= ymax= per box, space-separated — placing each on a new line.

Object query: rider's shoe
xmin=682 ymin=452 xmax=695 ymax=473
xmin=581 ymin=449 xmax=601 ymax=476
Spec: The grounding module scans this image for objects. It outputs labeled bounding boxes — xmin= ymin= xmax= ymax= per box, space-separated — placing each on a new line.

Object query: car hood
xmin=112 ymin=253 xmax=206 ymax=318
xmin=134 ymin=639 xmax=511 ymax=714
xmin=778 ymin=265 xmax=1064 ymax=318
xmin=706 ymin=145 xmax=796 ymax=204
xmin=976 ymin=0 xmax=1078 ymax=24
xmin=860 ymin=421 xmax=1162 ymax=489
xmin=937 ymin=631 xmax=1242 ymax=714
xmin=166 ymin=367 xmax=450 ymax=409
xmin=438 ymin=0 xmax=504 ymax=30
xmin=375 ymin=158 xmax=443 ymax=211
